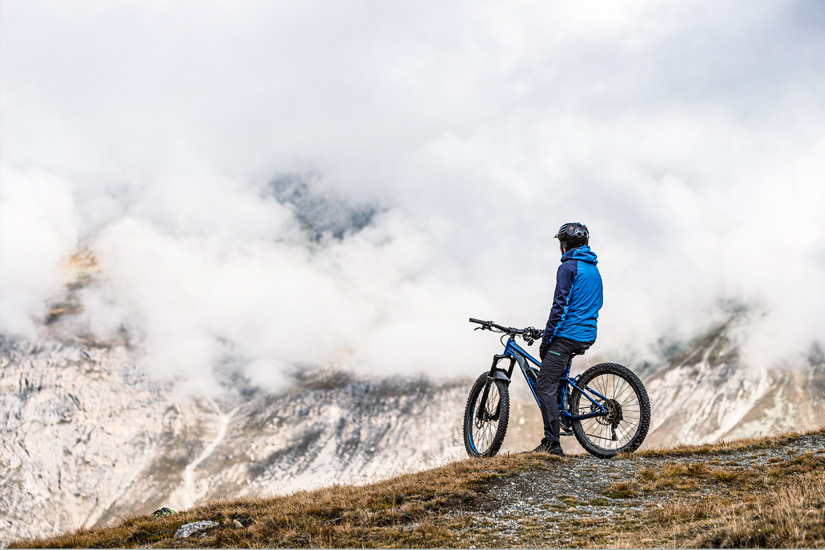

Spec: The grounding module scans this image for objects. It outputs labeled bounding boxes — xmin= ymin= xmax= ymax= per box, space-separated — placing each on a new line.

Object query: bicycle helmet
xmin=554 ymin=222 xmax=589 ymax=249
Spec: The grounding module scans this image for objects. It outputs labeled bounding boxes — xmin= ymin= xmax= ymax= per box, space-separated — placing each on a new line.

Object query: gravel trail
xmin=455 ymin=431 xmax=825 ymax=547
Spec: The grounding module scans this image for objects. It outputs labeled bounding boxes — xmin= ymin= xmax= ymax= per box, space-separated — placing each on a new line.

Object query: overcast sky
xmin=2 ymin=0 xmax=824 ymax=393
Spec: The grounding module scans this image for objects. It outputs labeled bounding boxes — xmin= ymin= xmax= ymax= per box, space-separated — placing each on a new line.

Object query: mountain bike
xmin=464 ymin=318 xmax=651 ymax=459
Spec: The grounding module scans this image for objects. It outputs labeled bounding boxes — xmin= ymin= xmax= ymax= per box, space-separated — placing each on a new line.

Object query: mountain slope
xmin=2 ymin=313 xmax=824 ymax=546
xmin=0 ymin=337 xmax=470 ymax=546
xmin=643 ymin=319 xmax=825 ymax=446
xmin=9 ymin=428 xmax=825 ymax=548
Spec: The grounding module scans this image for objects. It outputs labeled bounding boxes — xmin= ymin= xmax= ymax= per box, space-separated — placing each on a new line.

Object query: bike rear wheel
xmin=569 ymin=363 xmax=650 ymax=458
xmin=463 ymin=372 xmax=510 ymax=457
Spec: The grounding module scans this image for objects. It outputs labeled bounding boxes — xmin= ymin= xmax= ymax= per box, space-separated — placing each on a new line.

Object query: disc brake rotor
xmin=593 ymin=399 xmax=623 ymax=427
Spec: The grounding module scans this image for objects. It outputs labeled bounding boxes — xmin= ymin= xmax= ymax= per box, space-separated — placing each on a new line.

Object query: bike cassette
xmin=592 ymin=399 xmax=624 ymax=440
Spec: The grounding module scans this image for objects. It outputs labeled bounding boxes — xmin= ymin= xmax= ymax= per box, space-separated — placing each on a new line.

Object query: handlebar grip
xmin=468 ymin=317 xmax=487 ymax=324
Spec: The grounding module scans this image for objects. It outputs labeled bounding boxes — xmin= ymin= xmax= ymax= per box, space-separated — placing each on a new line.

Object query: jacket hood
xmin=562 ymin=245 xmax=598 ymax=264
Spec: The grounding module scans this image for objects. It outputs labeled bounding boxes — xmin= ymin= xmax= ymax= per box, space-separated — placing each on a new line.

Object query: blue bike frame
xmin=484 ymin=335 xmax=609 ymax=423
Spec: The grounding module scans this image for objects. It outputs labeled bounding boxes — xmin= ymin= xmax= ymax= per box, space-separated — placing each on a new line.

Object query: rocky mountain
xmin=643 ymin=318 xmax=825 ymax=447
xmin=266 ymin=175 xmax=380 ymax=242
xmin=0 ymin=336 xmax=470 ymax=546
xmin=2 ymin=315 xmax=823 ymax=547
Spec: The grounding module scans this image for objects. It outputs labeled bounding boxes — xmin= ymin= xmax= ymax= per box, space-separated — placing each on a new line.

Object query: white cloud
xmin=1 ymin=0 xmax=823 ymax=391
xmin=0 ymin=167 xmax=79 ymax=336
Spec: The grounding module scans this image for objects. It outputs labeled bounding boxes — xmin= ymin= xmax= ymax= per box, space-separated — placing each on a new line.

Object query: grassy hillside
xmin=11 ymin=428 xmax=825 ymax=548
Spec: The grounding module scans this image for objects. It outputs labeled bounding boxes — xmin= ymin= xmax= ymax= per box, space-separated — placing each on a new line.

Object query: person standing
xmin=533 ymin=222 xmax=603 ymax=456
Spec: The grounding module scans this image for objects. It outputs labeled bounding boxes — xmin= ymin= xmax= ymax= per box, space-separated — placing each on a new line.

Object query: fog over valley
xmin=3 ymin=1 xmax=824 ymax=393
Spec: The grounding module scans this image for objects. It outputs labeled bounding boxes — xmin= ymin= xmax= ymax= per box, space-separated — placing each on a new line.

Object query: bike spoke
xmin=615 ymin=377 xmax=631 ymax=400
xmin=620 ymin=391 xmax=638 ymax=407
xmin=596 ymin=374 xmax=607 ymax=398
xmin=616 ymin=421 xmax=633 ymax=444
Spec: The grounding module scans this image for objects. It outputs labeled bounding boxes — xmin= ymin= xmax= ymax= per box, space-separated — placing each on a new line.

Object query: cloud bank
xmin=2 ymin=0 xmax=824 ymax=393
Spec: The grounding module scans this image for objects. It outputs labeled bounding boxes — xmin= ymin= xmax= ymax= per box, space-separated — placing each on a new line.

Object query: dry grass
xmin=10 ymin=428 xmax=825 ymax=548
xmin=638 ymin=426 xmax=824 ymax=458
xmin=699 ymin=470 xmax=825 ymax=548
xmin=603 ymin=481 xmax=639 ymax=499
xmin=605 ymin=437 xmax=825 ymax=549
xmin=9 ymin=453 xmax=552 ymax=549
xmin=618 ymin=469 xmax=825 ymax=549
xmin=711 ymin=468 xmax=741 ymax=483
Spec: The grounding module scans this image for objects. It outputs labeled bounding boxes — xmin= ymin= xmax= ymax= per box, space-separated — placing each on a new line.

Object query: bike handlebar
xmin=468 ymin=317 xmax=543 ymax=342
xmin=469 ymin=318 xmax=518 ymax=333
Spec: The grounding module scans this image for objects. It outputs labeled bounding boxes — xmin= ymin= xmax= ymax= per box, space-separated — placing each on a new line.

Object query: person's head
xmin=554 ymin=222 xmax=589 ymax=254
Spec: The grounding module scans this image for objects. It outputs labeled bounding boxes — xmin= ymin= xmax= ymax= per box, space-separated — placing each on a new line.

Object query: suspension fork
xmin=476 ymin=354 xmax=514 ymax=421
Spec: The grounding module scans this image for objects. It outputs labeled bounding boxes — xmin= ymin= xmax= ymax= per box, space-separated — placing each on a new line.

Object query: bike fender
xmin=487 ymin=370 xmax=511 ymax=384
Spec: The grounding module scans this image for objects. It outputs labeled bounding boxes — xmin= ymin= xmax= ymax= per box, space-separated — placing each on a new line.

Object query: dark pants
xmin=537 ymin=337 xmax=593 ymax=444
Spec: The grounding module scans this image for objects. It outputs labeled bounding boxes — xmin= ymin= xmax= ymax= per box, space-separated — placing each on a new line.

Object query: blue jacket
xmin=542 ymin=246 xmax=603 ymax=345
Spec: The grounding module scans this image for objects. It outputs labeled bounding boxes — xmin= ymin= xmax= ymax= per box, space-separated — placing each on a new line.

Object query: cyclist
xmin=533 ymin=222 xmax=603 ymax=456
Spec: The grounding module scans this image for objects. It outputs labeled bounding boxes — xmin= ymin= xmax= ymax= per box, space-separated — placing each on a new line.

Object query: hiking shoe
xmin=547 ymin=442 xmax=564 ymax=457
xmin=528 ymin=443 xmax=550 ymax=453
xmin=525 ymin=442 xmax=564 ymax=455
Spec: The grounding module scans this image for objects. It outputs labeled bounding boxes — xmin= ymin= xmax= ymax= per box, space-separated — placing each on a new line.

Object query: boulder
xmin=174 ymin=520 xmax=220 ymax=539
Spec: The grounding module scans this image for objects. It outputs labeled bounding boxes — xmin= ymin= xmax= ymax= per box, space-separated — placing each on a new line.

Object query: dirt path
xmin=456 ymin=431 xmax=825 ymax=547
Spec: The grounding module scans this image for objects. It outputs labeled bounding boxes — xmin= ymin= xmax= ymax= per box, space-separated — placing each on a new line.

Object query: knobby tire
xmin=463 ymin=372 xmax=510 ymax=457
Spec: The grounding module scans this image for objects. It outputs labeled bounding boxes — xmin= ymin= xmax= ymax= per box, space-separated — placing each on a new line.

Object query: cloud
xmin=0 ymin=167 xmax=79 ymax=336
xmin=1 ymin=0 xmax=823 ymax=392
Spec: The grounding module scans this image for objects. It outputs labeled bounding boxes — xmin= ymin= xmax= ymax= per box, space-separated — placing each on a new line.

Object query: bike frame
xmin=478 ymin=334 xmax=609 ymax=423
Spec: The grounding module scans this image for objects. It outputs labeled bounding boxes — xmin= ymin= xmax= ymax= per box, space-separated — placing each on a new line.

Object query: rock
xmin=151 ymin=507 xmax=177 ymax=518
xmin=233 ymin=519 xmax=244 ymax=528
xmin=174 ymin=520 xmax=220 ymax=539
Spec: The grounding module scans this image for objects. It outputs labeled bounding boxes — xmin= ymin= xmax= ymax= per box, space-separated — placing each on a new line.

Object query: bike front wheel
xmin=463 ymin=372 xmax=510 ymax=457
xmin=570 ymin=363 xmax=651 ymax=458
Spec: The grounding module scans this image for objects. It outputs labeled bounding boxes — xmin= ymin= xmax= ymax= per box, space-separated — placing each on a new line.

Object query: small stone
xmin=174 ymin=520 xmax=220 ymax=539
xmin=233 ymin=519 xmax=244 ymax=528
